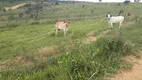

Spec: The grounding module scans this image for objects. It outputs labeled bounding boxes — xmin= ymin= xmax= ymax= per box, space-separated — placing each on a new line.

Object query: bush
xmin=56 ymin=37 xmax=133 ymax=80
xmin=30 ymin=21 xmax=40 ymax=25
xmin=6 ymin=22 xmax=19 ymax=28
xmin=8 ymin=15 xmax=15 ymax=20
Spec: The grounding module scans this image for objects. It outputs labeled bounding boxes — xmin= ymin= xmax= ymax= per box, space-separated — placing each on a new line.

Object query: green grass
xmin=0 ymin=36 xmax=133 ymax=80
xmin=0 ymin=18 xmax=107 ymax=61
xmin=105 ymin=20 xmax=142 ymax=51
xmin=122 ymin=22 xmax=142 ymax=50
xmin=0 ymin=1 xmax=142 ymax=80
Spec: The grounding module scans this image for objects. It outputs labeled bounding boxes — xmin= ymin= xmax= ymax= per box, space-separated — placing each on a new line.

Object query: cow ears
xmin=64 ymin=20 xmax=67 ymax=23
xmin=106 ymin=14 xmax=112 ymax=18
xmin=64 ymin=20 xmax=70 ymax=23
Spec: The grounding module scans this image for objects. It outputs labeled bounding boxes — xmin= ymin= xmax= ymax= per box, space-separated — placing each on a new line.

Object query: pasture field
xmin=0 ymin=1 xmax=142 ymax=80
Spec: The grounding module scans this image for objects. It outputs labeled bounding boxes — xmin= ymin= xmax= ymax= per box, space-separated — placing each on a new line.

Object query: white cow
xmin=55 ymin=20 xmax=70 ymax=36
xmin=106 ymin=14 xmax=124 ymax=29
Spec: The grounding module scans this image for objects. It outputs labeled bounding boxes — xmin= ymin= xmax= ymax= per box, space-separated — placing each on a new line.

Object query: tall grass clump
xmin=0 ymin=37 xmax=134 ymax=80
xmin=56 ymin=37 xmax=133 ymax=80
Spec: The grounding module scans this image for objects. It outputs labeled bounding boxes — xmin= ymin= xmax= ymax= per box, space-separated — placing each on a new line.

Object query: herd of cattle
xmin=55 ymin=13 xmax=131 ymax=36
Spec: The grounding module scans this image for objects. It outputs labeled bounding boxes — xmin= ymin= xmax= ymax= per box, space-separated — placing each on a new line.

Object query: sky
xmin=76 ymin=0 xmax=142 ymax=2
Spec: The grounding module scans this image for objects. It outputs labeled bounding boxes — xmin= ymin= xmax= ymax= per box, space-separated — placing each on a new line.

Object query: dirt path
xmin=85 ymin=21 xmax=142 ymax=80
xmin=85 ymin=29 xmax=110 ymax=43
xmin=110 ymin=51 xmax=142 ymax=80
xmin=85 ymin=20 xmax=135 ymax=43
xmin=10 ymin=3 xmax=27 ymax=9
xmin=4 ymin=2 xmax=36 ymax=11
xmin=108 ymin=21 xmax=142 ymax=80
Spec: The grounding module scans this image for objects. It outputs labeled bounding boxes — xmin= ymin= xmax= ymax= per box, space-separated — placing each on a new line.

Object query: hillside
xmin=0 ymin=1 xmax=142 ymax=80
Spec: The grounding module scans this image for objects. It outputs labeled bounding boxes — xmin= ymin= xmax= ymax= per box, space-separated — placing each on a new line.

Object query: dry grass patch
xmin=0 ymin=46 xmax=59 ymax=71
xmin=0 ymin=57 xmax=33 ymax=71
xmin=85 ymin=29 xmax=110 ymax=43
xmin=39 ymin=46 xmax=59 ymax=58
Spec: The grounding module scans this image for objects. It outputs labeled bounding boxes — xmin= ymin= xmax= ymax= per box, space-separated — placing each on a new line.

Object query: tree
xmin=24 ymin=2 xmax=43 ymax=19
xmin=134 ymin=0 xmax=141 ymax=3
xmin=118 ymin=10 xmax=124 ymax=16
xmin=124 ymin=0 xmax=131 ymax=6
xmin=99 ymin=0 xmax=102 ymax=2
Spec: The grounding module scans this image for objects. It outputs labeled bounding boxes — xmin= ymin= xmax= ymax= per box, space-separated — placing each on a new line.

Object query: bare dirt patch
xmin=39 ymin=47 xmax=59 ymax=58
xmin=85 ymin=29 xmax=110 ymax=43
xmin=109 ymin=51 xmax=142 ymax=80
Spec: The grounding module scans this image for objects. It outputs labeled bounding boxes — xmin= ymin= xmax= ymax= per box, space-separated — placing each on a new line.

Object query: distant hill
xmin=0 ymin=0 xmax=76 ymax=2
xmin=0 ymin=0 xmax=37 ymax=2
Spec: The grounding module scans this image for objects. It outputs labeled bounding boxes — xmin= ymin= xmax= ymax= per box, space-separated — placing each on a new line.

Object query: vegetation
xmin=134 ymin=0 xmax=141 ymax=3
xmin=124 ymin=0 xmax=131 ymax=6
xmin=0 ymin=1 xmax=142 ymax=80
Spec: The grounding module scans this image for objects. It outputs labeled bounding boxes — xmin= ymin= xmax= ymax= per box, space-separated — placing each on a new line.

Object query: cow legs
xmin=108 ymin=22 xmax=113 ymax=29
xmin=110 ymin=23 xmax=113 ymax=29
xmin=55 ymin=28 xmax=58 ymax=36
xmin=108 ymin=23 xmax=111 ymax=28
xmin=64 ymin=28 xmax=68 ymax=36
xmin=66 ymin=28 xmax=68 ymax=32
xmin=119 ymin=22 xmax=122 ymax=29
xmin=64 ymin=30 xmax=66 ymax=36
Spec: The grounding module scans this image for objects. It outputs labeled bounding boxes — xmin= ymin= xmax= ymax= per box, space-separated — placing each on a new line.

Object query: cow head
xmin=125 ymin=12 xmax=131 ymax=17
xmin=106 ymin=14 xmax=112 ymax=18
xmin=64 ymin=20 xmax=70 ymax=24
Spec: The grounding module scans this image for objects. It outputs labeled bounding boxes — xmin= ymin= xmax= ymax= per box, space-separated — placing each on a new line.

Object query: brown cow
xmin=124 ymin=12 xmax=131 ymax=17
xmin=55 ymin=20 xmax=70 ymax=36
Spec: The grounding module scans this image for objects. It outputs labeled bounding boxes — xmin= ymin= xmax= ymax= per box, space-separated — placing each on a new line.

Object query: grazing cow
xmin=106 ymin=14 xmax=124 ymax=29
xmin=124 ymin=12 xmax=131 ymax=17
xmin=55 ymin=20 xmax=70 ymax=36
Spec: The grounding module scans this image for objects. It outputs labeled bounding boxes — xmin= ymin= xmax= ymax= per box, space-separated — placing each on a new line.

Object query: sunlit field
xmin=0 ymin=1 xmax=142 ymax=80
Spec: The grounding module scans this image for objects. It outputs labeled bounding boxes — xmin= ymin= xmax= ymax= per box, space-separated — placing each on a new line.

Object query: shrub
xmin=8 ymin=15 xmax=15 ymax=20
xmin=29 ymin=21 xmax=40 ymax=25
xmin=118 ymin=10 xmax=124 ymax=16
xmin=56 ymin=37 xmax=133 ymax=80
xmin=18 ymin=13 xmax=24 ymax=18
xmin=82 ymin=5 xmax=85 ymax=8
xmin=6 ymin=22 xmax=19 ymax=28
